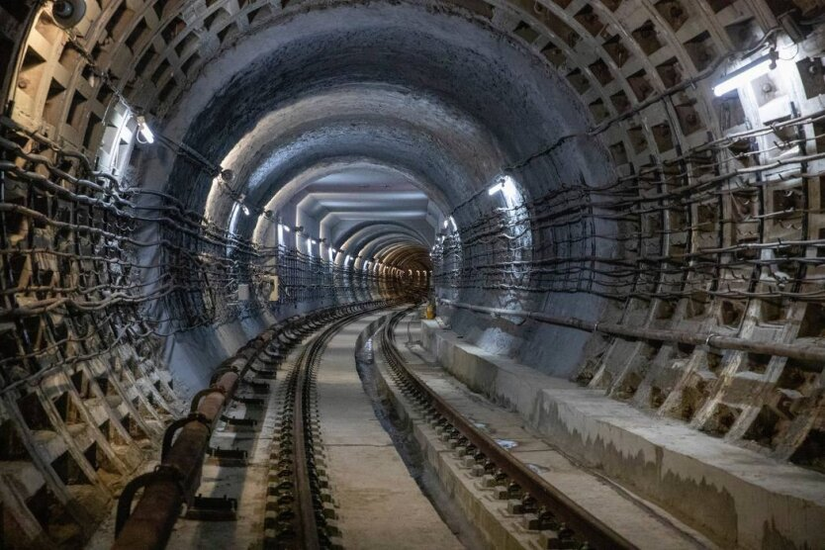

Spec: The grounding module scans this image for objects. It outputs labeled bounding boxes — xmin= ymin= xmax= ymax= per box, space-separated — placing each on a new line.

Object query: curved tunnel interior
xmin=1 ymin=0 xmax=825 ymax=547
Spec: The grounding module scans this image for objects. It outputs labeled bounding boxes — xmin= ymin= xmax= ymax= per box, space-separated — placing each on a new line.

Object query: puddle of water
xmin=526 ymin=463 xmax=549 ymax=474
xmin=494 ymin=438 xmax=518 ymax=450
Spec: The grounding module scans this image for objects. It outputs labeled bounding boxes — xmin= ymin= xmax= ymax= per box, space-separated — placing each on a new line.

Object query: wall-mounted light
xmin=282 ymin=224 xmax=291 ymax=233
xmin=236 ymin=193 xmax=251 ymax=216
xmin=311 ymin=239 xmax=318 ymax=245
xmin=136 ymin=115 xmax=155 ymax=144
xmin=488 ymin=175 xmax=518 ymax=200
xmin=713 ymin=51 xmax=777 ymax=97
xmin=448 ymin=216 xmax=457 ymax=231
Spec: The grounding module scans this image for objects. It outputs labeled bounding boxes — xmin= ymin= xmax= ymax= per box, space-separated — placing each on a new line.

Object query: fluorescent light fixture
xmin=488 ymin=175 xmax=520 ymax=205
xmin=136 ymin=116 xmax=155 ymax=144
xmin=488 ymin=182 xmax=503 ymax=195
xmin=240 ymin=203 xmax=250 ymax=216
xmin=449 ymin=216 xmax=457 ymax=231
xmin=713 ymin=53 xmax=776 ymax=97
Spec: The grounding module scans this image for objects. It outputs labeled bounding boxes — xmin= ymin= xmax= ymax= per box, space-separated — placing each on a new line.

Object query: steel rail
xmin=380 ymin=308 xmax=634 ymax=550
xmin=276 ymin=304 xmax=389 ymax=548
xmin=290 ymin=321 xmax=333 ymax=549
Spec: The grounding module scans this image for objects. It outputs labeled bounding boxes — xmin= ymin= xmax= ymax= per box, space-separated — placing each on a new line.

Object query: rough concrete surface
xmin=422 ymin=319 xmax=825 ymax=549
xmin=3 ymin=0 xmax=825 ymax=548
xmin=390 ymin=313 xmax=713 ymax=550
xmin=317 ymin=314 xmax=463 ymax=549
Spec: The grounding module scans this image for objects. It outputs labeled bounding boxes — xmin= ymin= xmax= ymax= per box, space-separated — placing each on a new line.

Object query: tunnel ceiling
xmin=2 ymin=0 xmax=825 ymax=545
xmin=156 ymin=2 xmax=602 ymax=267
xmin=4 ymin=0 xmax=825 ymax=424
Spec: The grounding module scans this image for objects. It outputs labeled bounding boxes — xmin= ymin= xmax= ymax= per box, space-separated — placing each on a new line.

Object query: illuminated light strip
xmin=136 ymin=116 xmax=155 ymax=144
xmin=488 ymin=175 xmax=519 ymax=203
xmin=713 ymin=53 xmax=776 ymax=97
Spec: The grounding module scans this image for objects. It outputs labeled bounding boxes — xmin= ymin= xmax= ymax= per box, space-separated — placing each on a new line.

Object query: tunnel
xmin=0 ymin=0 xmax=824 ymax=548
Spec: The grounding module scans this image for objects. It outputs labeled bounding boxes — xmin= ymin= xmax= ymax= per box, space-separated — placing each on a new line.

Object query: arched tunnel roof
xmin=2 ymin=1 xmax=825 ymax=547
xmin=152 ymin=1 xmax=611 ymax=268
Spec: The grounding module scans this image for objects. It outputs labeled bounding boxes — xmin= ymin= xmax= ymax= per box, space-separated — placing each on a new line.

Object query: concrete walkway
xmin=317 ymin=313 xmax=463 ymax=550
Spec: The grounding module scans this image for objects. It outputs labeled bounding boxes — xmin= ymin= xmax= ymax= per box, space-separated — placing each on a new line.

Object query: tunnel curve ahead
xmin=2 ymin=0 xmax=825 ymax=548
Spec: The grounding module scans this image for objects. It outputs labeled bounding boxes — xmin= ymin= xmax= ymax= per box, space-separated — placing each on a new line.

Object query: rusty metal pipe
xmin=114 ymin=423 xmax=211 ymax=549
xmin=114 ymin=337 xmax=259 ymax=549
xmin=113 ymin=383 xmax=232 ymax=549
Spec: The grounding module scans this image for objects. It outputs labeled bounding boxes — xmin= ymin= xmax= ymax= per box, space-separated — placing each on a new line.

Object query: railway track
xmin=378 ymin=307 xmax=635 ymax=550
xmin=116 ymin=301 xmax=712 ymax=550
xmin=267 ymin=305 xmax=638 ymax=549
xmin=266 ymin=308 xmax=372 ymax=549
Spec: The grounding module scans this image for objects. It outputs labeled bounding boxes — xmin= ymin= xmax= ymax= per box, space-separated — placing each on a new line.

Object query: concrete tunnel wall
xmin=141 ymin=1 xmax=617 ymax=386
xmin=1 ymin=0 xmax=825 ymax=547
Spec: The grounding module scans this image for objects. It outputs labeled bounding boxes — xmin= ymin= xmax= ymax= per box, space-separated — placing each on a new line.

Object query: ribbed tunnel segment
xmin=1 ymin=0 xmax=825 ymax=548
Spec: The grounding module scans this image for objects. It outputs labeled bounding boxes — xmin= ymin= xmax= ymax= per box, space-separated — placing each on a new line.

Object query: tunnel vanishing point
xmin=1 ymin=0 xmax=825 ymax=548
